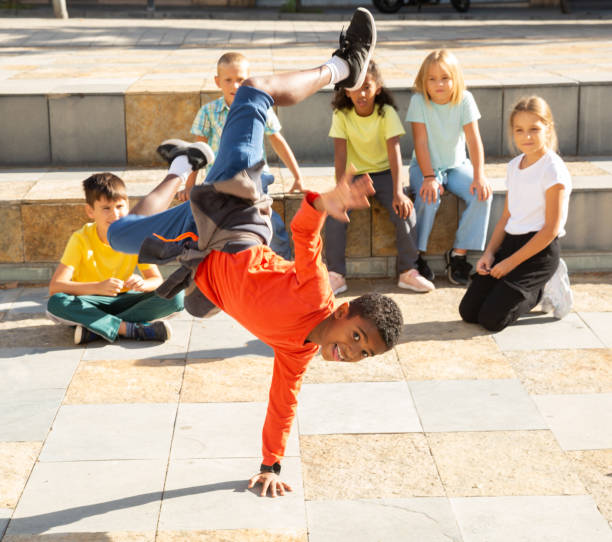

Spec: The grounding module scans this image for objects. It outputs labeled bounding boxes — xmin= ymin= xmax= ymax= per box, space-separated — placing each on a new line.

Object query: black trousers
xmin=459 ymin=233 xmax=559 ymax=332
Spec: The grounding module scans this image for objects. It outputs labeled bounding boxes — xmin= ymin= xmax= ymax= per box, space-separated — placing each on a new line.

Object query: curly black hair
xmin=348 ymin=293 xmax=403 ymax=350
xmin=331 ymin=59 xmax=397 ymax=116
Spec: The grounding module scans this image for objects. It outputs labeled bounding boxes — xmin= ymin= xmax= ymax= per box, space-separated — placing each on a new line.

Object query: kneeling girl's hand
xmin=490 ymin=257 xmax=516 ymax=279
xmin=476 ymin=253 xmax=494 ymax=275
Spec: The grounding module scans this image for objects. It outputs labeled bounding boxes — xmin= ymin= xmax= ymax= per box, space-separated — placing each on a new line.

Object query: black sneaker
xmin=416 ymin=255 xmax=435 ymax=282
xmin=132 ymin=321 xmax=172 ymax=342
xmin=74 ymin=325 xmax=101 ymax=345
xmin=333 ymin=7 xmax=377 ymax=92
xmin=156 ymin=139 xmax=215 ymax=171
xmin=445 ymin=250 xmax=473 ymax=286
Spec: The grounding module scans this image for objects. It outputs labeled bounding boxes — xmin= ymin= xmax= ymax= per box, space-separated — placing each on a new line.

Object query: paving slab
xmin=451 ymin=495 xmax=612 ymax=542
xmin=9 ymin=288 xmax=48 ymax=315
xmin=306 ymin=498 xmax=462 ymax=542
xmin=64 ymin=359 xmax=185 ymax=404
xmin=0 ymin=347 xmax=82 ymax=392
xmin=493 ymin=312 xmax=606 ymax=352
xmin=0 ymin=287 xmax=22 ymax=311
xmin=0 ymin=442 xmax=42 ymax=508
xmin=39 ymin=403 xmax=176 ymax=461
xmin=408 ymin=379 xmax=546 ymax=432
xmin=428 ymin=431 xmax=584 ymax=497
xmin=579 ymin=312 xmax=612 ymax=348
xmin=297 ymin=382 xmax=421 ymax=435
xmin=156 ymin=530 xmax=307 ymax=542
xmin=533 ymin=393 xmax=612 ymax=450
xmin=82 ymin=320 xmax=192 ymax=361
xmin=3 ymin=534 xmax=156 ymax=542
xmin=0 ymin=388 xmax=65 ymax=442
xmin=300 ymin=434 xmax=444 ymax=500
xmin=504 ymin=348 xmax=612 ymax=394
xmin=568 ymin=450 xmax=612 ymax=524
xmin=6 ymin=459 xmax=165 ymax=535
xmin=158 ymin=457 xmax=305 ymax=531
xmin=0 ymin=508 xmax=10 ymax=539
xmin=171 ymin=402 xmax=299 ymax=459
xmin=181 ymin=357 xmax=273 ymax=403
xmin=188 ymin=318 xmax=273 ymax=360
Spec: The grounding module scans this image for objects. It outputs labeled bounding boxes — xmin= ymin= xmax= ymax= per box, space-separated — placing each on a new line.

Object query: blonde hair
xmin=217 ymin=52 xmax=249 ymax=73
xmin=509 ymin=96 xmax=559 ymax=153
xmin=413 ymin=50 xmax=465 ymax=106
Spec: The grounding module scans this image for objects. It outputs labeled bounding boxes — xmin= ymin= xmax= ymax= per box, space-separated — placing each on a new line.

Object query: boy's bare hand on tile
xmin=248 ymin=472 xmax=293 ymax=498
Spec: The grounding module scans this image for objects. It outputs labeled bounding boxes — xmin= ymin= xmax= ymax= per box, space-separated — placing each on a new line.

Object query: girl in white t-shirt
xmin=459 ymin=96 xmax=573 ymax=331
xmin=406 ymin=50 xmax=492 ymax=286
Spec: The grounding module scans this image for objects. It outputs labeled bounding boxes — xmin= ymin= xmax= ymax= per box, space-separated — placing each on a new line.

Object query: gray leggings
xmin=324 ymin=169 xmax=419 ymax=276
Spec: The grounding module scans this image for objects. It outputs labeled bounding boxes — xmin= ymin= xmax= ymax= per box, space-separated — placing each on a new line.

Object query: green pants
xmin=47 ymin=291 xmax=184 ymax=342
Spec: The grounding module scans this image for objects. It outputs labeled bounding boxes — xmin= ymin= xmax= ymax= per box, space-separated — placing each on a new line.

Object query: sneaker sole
xmin=333 ymin=284 xmax=348 ymax=296
xmin=345 ymin=8 xmax=377 ymax=92
xmin=74 ymin=325 xmax=83 ymax=345
xmin=397 ymin=281 xmax=434 ymax=293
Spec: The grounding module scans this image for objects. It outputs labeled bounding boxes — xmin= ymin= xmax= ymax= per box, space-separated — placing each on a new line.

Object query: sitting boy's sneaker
xmin=416 ymin=255 xmax=435 ymax=282
xmin=541 ymin=258 xmax=573 ymax=319
xmin=74 ymin=325 xmax=101 ymax=345
xmin=157 ymin=139 xmax=215 ymax=171
xmin=398 ymin=269 xmax=435 ymax=293
xmin=445 ymin=249 xmax=472 ymax=286
xmin=329 ymin=271 xmax=348 ymax=295
xmin=131 ymin=321 xmax=172 ymax=342
xmin=333 ymin=7 xmax=377 ymax=91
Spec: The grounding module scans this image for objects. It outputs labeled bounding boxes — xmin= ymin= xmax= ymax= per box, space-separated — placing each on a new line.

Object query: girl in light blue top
xmin=406 ymin=49 xmax=492 ymax=286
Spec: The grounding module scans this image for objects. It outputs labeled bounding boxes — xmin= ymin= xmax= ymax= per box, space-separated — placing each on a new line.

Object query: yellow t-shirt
xmin=60 ymin=222 xmax=151 ymax=289
xmin=328 ymin=104 xmax=405 ymax=176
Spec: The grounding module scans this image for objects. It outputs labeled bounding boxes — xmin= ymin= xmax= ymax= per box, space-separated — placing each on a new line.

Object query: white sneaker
xmin=329 ymin=271 xmax=348 ymax=295
xmin=541 ymin=258 xmax=573 ymax=319
xmin=398 ymin=269 xmax=435 ymax=293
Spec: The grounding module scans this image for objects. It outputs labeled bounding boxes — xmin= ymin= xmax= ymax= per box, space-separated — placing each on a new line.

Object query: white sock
xmin=168 ymin=154 xmax=192 ymax=183
xmin=324 ymin=56 xmax=350 ymax=85
xmin=451 ymin=250 xmax=466 ymax=258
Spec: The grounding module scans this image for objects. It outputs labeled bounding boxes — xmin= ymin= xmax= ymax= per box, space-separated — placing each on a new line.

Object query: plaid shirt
xmin=191 ymin=96 xmax=281 ymax=169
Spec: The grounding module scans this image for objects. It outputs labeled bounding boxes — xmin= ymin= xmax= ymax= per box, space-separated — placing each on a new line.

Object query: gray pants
xmin=325 ymin=169 xmax=419 ymax=276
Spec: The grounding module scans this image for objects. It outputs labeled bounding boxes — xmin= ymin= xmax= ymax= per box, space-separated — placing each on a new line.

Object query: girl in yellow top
xmin=325 ymin=60 xmax=434 ymax=295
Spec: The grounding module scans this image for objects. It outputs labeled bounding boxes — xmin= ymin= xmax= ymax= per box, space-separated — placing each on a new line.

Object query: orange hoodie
xmin=194 ymin=195 xmax=334 ymax=465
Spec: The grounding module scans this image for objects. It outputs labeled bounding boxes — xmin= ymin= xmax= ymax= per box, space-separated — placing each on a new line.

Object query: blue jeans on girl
xmin=409 ymin=159 xmax=491 ymax=253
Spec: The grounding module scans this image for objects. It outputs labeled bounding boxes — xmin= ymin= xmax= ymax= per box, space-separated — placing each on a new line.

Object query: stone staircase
xmin=2 ymin=159 xmax=611 ymax=283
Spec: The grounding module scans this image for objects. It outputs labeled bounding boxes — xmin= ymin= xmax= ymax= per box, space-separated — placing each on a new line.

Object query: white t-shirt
xmin=405 ymin=90 xmax=481 ymax=171
xmin=505 ymin=150 xmax=572 ymax=237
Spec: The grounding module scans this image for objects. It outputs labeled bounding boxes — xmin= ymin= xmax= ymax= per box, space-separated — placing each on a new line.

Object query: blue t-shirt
xmin=405 ymin=90 xmax=480 ymax=171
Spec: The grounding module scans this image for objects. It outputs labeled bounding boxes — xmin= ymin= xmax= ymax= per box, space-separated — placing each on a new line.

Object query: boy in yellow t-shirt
xmin=46 ymin=173 xmax=184 ymax=345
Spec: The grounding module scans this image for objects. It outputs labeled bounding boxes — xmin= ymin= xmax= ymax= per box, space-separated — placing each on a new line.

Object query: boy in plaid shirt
xmin=182 ymin=52 xmax=304 ymax=260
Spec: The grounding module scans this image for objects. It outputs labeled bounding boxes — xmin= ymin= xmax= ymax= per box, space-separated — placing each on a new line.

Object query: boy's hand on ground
xmin=319 ymin=171 xmax=375 ymax=222
xmin=393 ymin=192 xmax=413 ymax=219
xmin=248 ymin=472 xmax=293 ymax=498
xmin=289 ymin=177 xmax=305 ymax=193
xmin=98 ymin=278 xmax=124 ymax=296
xmin=124 ymin=274 xmax=146 ymax=291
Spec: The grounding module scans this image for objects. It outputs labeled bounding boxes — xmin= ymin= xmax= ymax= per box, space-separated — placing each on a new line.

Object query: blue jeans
xmin=262 ymin=171 xmax=291 ymax=260
xmin=108 ymin=85 xmax=274 ymax=255
xmin=409 ymin=159 xmax=491 ymax=253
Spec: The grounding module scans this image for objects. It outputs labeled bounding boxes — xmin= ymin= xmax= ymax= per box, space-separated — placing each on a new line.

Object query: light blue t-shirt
xmin=405 ymin=90 xmax=480 ymax=172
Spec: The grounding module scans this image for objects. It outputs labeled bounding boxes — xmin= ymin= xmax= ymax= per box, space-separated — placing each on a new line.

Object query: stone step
xmin=3 ymin=81 xmax=612 ymax=168
xmin=1 ymin=160 xmax=611 ymax=282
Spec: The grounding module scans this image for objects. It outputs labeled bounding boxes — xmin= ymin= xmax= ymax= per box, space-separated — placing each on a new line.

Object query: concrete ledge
xmin=1 ymin=166 xmax=612 ymax=282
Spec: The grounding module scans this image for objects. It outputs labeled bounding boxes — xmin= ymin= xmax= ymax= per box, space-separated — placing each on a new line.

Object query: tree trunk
xmin=52 ymin=0 xmax=69 ymax=19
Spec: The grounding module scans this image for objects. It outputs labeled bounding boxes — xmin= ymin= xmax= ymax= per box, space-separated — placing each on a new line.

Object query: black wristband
xmin=260 ymin=462 xmax=281 ymax=475
xmin=424 ymin=174 xmax=436 ymax=179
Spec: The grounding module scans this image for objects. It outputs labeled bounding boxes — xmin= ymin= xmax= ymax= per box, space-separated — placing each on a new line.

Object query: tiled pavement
xmin=0 ymin=274 xmax=611 ymax=541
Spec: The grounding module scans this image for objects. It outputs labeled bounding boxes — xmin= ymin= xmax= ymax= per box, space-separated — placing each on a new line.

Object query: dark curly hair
xmin=348 ymin=293 xmax=403 ymax=350
xmin=331 ymin=60 xmax=397 ymax=116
